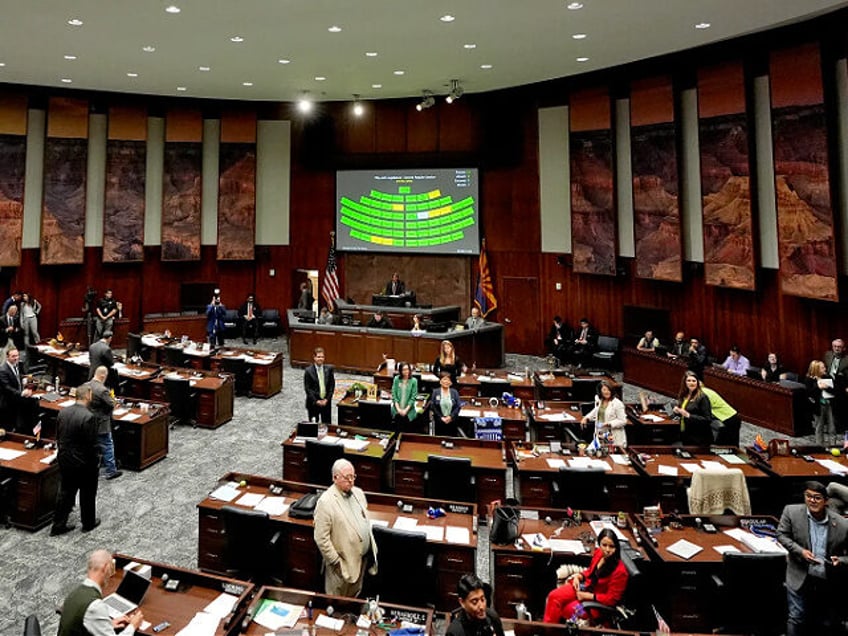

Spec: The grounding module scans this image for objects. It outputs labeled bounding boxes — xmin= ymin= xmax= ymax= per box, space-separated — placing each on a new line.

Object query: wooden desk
xmin=534 ymin=372 xmax=620 ymax=402
xmin=335 ymin=298 xmax=461 ymax=330
xmin=109 ymin=553 xmax=255 ymax=636
xmin=624 ymin=403 xmax=679 ymax=445
xmin=527 ymin=401 xmax=583 ymax=442
xmin=197 ymin=473 xmax=476 ymax=610
xmin=149 ymin=368 xmax=234 ymax=428
xmin=372 ymin=367 xmax=535 ymax=402
xmin=59 ymin=317 xmax=129 ymax=348
xmin=393 ymin=433 xmax=507 ymax=513
xmin=511 ymin=443 xmax=642 ymax=510
xmin=115 ymin=362 xmax=162 ymax=399
xmin=243 ymin=586 xmax=433 ymax=636
xmin=633 ymin=513 xmax=781 ymax=632
xmin=621 ymin=347 xmax=809 ymax=436
xmin=336 ymin=394 xmax=430 ymax=432
xmin=142 ymin=314 xmax=207 ymax=342
xmin=457 ymin=402 xmax=528 ymax=442
xmin=489 ymin=508 xmax=647 ymax=619
xmin=0 ymin=432 xmax=60 ymax=530
xmin=281 ymin=426 xmax=396 ymax=492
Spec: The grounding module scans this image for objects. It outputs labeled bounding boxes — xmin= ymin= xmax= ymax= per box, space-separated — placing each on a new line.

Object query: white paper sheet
xmin=175 ymin=611 xmax=219 ymax=636
xmin=254 ymin=497 xmax=289 ymax=516
xmin=610 ymin=454 xmax=630 ymax=465
xmin=522 ymin=532 xmax=549 ymax=550
xmin=719 ymin=453 xmax=747 ymax=465
xmin=340 ymin=439 xmax=369 ymax=452
xmin=666 ymin=538 xmax=703 ymax=560
xmin=235 ymin=492 xmax=265 ymax=507
xmin=315 ymin=614 xmax=344 ymax=632
xmin=203 ymin=592 xmax=239 ymax=619
xmin=657 ymin=464 xmax=678 ymax=476
xmin=445 ymin=526 xmax=471 ymax=544
xmin=393 ymin=516 xmax=419 ymax=531
xmin=640 ymin=414 xmax=664 ymax=422
xmin=713 ymin=545 xmax=741 ymax=555
xmin=209 ymin=484 xmax=240 ymax=502
xmin=548 ymin=539 xmax=585 ymax=554
xmin=419 ymin=525 xmax=445 ymax=542
xmin=120 ymin=413 xmax=142 ymax=422
xmin=546 ymin=458 xmax=566 ymax=469
xmin=699 ymin=460 xmax=729 ymax=471
xmin=59 ymin=399 xmax=76 ymax=408
xmin=680 ymin=463 xmax=701 ymax=474
xmin=0 ymin=448 xmax=26 ymax=461
xmin=369 ymin=519 xmax=390 ymax=528
xmin=459 ymin=408 xmax=481 ymax=417
xmin=253 ymin=601 xmax=303 ymax=631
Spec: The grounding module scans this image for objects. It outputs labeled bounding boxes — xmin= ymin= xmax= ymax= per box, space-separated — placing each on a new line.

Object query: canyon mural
xmin=0 ymin=135 xmax=25 ymax=266
xmin=217 ymin=143 xmax=256 ymax=260
xmin=41 ymin=137 xmax=86 ymax=264
xmin=162 ymin=142 xmax=202 ymax=261
xmin=104 ymin=140 xmax=146 ymax=263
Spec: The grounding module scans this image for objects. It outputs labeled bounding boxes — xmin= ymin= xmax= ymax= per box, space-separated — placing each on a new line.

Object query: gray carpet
xmin=1 ymin=342 xmax=815 ymax=635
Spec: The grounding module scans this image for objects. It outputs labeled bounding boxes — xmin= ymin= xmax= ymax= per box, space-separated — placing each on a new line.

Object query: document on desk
xmin=640 ymin=414 xmax=664 ymax=422
xmin=548 ymin=539 xmax=585 ymax=554
xmin=699 ymin=460 xmax=729 ymax=471
xmin=815 ymin=458 xmax=848 ymax=475
xmin=209 ymin=484 xmax=240 ymax=502
xmin=588 ymin=520 xmax=628 ymax=543
xmin=419 ymin=525 xmax=445 ymax=541
xmin=236 ymin=492 xmax=265 ymax=507
xmin=113 ymin=408 xmax=129 ymax=417
xmin=719 ymin=453 xmax=747 ymax=465
xmin=393 ymin=516 xmax=419 ymax=531
xmin=546 ymin=458 xmax=566 ymax=469
xmin=420 ymin=373 xmax=439 ymax=382
xmin=538 ymin=412 xmax=576 ymax=422
xmin=657 ymin=464 xmax=678 ymax=476
xmin=341 ymin=438 xmax=369 ymax=452
xmin=568 ymin=457 xmax=612 ymax=471
xmin=120 ymin=413 xmax=142 ymax=422
xmin=666 ymin=538 xmax=703 ymax=560
xmin=522 ymin=532 xmax=550 ymax=550
xmin=315 ymin=614 xmax=345 ymax=632
xmin=40 ymin=451 xmax=58 ymax=464
xmin=370 ymin=519 xmax=389 ymax=528
xmin=610 ymin=454 xmax=630 ymax=465
xmin=445 ymin=526 xmax=470 ymax=544
xmin=713 ymin=545 xmax=741 ymax=555
xmin=459 ymin=408 xmax=481 ymax=418
xmin=253 ymin=600 xmax=303 ymax=631
xmin=175 ymin=611 xmax=219 ymax=636
xmin=680 ymin=463 xmax=702 ymax=474
xmin=0 ymin=448 xmax=26 ymax=461
xmin=203 ymin=592 xmax=239 ymax=619
xmin=723 ymin=528 xmax=788 ymax=554
xmin=254 ymin=496 xmax=288 ymax=516
xmin=321 ymin=435 xmax=341 ymax=445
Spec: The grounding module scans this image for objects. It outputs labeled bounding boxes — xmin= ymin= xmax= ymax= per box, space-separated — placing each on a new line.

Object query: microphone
xmin=161 ymin=573 xmax=169 ymax=587
xmin=397 ymin=500 xmax=404 ymax=510
xmin=544 ymin=516 xmax=552 ymax=525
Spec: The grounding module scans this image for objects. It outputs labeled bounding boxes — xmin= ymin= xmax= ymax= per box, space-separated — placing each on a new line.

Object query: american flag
xmin=321 ymin=232 xmax=341 ymax=308
xmin=474 ymin=238 xmax=497 ymax=318
xmin=33 ymin=421 xmax=42 ymax=440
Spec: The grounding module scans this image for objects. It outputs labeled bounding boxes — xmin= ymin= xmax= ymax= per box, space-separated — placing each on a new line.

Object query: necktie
xmin=12 ymin=364 xmax=19 ymax=388
xmin=317 ymin=366 xmax=325 ymax=399
xmin=247 ymin=303 xmax=254 ymax=320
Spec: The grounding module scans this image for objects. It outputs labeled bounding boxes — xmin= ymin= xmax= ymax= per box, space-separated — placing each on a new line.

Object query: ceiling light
xmin=230 ymin=36 xmax=244 ymax=43
xmin=328 ymin=26 xmax=342 ymax=33
xmin=297 ymin=94 xmax=313 ymax=113
xmin=278 ymin=58 xmax=291 ymax=64
xmin=576 ymin=56 xmax=589 ymax=62
xmin=463 ymin=44 xmax=477 ymax=49
xmin=372 ymin=83 xmax=382 ymax=89
xmin=198 ymin=66 xmax=211 ymax=71
xmin=127 ymin=72 xmax=138 ymax=77
xmin=0 ymin=63 xmax=5 ymax=67
xmin=67 ymin=18 xmax=83 ymax=26
xmin=416 ymin=90 xmax=436 ymax=112
xmin=440 ymin=14 xmax=455 ymax=22
xmin=352 ymin=95 xmax=364 ymax=117
xmin=393 ymin=70 xmax=405 ymax=76
xmin=142 ymin=46 xmax=156 ymax=53
xmin=572 ymin=33 xmax=587 ymax=39
xmin=695 ymin=22 xmax=711 ymax=29
xmin=165 ymin=5 xmax=181 ymax=13
xmin=445 ymin=79 xmax=464 ymax=104
xmin=242 ymin=81 xmax=253 ymax=87
xmin=64 ymin=55 xmax=77 ymax=60
xmin=176 ymin=86 xmax=187 ymax=91
xmin=567 ymin=2 xmax=583 ymax=9
xmin=480 ymin=64 xmax=493 ymax=70
xmin=365 ymin=51 xmax=378 ymax=57
xmin=61 ymin=78 xmax=72 ymax=83
xmin=315 ymin=76 xmax=326 ymax=81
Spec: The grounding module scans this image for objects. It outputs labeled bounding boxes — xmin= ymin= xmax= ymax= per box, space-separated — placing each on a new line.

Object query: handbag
xmin=489 ymin=503 xmax=520 ymax=545
xmin=289 ymin=492 xmax=320 ymax=519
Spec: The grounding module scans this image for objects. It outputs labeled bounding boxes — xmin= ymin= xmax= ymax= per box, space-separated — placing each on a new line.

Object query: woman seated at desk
xmin=760 ymin=352 xmax=787 ymax=382
xmin=392 ymin=362 xmax=420 ymax=430
xmin=431 ymin=371 xmax=461 ymax=437
xmin=433 ymin=339 xmax=465 ymax=383
xmin=580 ymin=380 xmax=627 ymax=447
xmin=410 ymin=314 xmax=426 ymax=335
xmin=673 ymin=370 xmax=713 ymax=445
xmin=543 ymin=528 xmax=629 ymax=625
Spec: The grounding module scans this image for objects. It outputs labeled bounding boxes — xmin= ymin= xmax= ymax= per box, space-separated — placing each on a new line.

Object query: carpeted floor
xmin=0 ymin=340 xmax=818 ymax=635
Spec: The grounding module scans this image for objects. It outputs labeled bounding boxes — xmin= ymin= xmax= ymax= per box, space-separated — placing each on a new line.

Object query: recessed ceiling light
xmin=198 ymin=66 xmax=211 ymax=71
xmin=278 ymin=58 xmax=291 ymax=64
xmin=67 ymin=18 xmax=83 ymax=26
xmin=572 ymin=33 xmax=587 ymax=39
xmin=464 ymin=43 xmax=477 ymax=49
xmin=142 ymin=46 xmax=156 ymax=53
xmin=393 ymin=70 xmax=405 ymax=76
xmin=61 ymin=78 xmax=72 ymax=83
xmin=372 ymin=83 xmax=382 ymax=89
xmin=165 ymin=5 xmax=181 ymax=14
xmin=242 ymin=81 xmax=253 ymax=87
xmin=480 ymin=64 xmax=493 ymax=69
xmin=695 ymin=22 xmax=711 ymax=29
xmin=365 ymin=51 xmax=378 ymax=57
xmin=0 ymin=63 xmax=6 ymax=67
xmin=315 ymin=76 xmax=326 ymax=81
xmin=440 ymin=14 xmax=455 ymax=22
xmin=176 ymin=86 xmax=187 ymax=91
xmin=328 ymin=26 xmax=342 ymax=33
xmin=63 ymin=55 xmax=77 ymax=60
xmin=576 ymin=56 xmax=589 ymax=62
xmin=127 ymin=72 xmax=138 ymax=77
xmin=567 ymin=2 xmax=583 ymax=9
xmin=230 ymin=36 xmax=244 ymax=43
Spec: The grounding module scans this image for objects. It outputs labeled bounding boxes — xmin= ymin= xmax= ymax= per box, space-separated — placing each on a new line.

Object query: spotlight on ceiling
xmin=352 ymin=95 xmax=364 ymax=117
xmin=297 ymin=94 xmax=313 ymax=114
xmin=445 ymin=79 xmax=464 ymax=104
xmin=415 ymin=90 xmax=436 ymax=112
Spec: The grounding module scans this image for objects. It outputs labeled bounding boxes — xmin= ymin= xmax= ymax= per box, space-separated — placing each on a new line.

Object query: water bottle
xmin=54 ymin=375 xmax=60 ymax=392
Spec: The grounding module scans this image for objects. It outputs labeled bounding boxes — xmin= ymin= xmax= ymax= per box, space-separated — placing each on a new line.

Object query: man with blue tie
xmin=304 ymin=347 xmax=335 ymax=423
xmin=0 ymin=347 xmax=34 ymax=432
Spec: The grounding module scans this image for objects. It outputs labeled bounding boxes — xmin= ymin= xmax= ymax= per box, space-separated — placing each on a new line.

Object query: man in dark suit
xmin=570 ymin=317 xmax=598 ymax=368
xmin=0 ymin=347 xmax=35 ymax=432
xmin=304 ymin=347 xmax=335 ymax=423
xmin=87 ymin=332 xmax=115 ymax=388
xmin=824 ymin=339 xmax=848 ymax=432
xmin=384 ymin=272 xmax=405 ymax=296
xmin=777 ymin=481 xmax=848 ymax=636
xmin=90 ymin=365 xmax=121 ymax=480
xmin=238 ymin=293 xmax=262 ymax=345
xmin=206 ymin=293 xmax=227 ymax=347
xmin=545 ymin=315 xmax=571 ymax=364
xmin=51 ymin=383 xmax=100 ymax=535
xmin=0 ymin=304 xmax=24 ymax=365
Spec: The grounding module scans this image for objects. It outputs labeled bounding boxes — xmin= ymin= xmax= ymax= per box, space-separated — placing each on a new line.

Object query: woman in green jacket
xmin=391 ymin=361 xmax=419 ymax=430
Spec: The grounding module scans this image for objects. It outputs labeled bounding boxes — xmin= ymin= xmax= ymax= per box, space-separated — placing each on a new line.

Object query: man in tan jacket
xmin=313 ymin=458 xmax=378 ymax=597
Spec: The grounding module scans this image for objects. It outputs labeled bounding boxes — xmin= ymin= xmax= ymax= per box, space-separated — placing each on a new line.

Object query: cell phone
xmin=153 ymin=622 xmax=171 ymax=633
xmin=802 ymin=455 xmax=815 ymax=462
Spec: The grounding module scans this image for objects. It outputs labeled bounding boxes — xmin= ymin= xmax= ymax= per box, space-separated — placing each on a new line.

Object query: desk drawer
xmin=438 ymin=547 xmax=474 ymax=572
xmin=495 ymin=553 xmax=534 ymax=571
xmin=394 ymin=463 xmax=424 ymax=493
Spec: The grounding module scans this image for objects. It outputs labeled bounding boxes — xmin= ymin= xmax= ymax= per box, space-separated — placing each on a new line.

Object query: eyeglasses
xmin=339 ymin=473 xmax=357 ymax=482
xmin=805 ymin=493 xmax=825 ymax=502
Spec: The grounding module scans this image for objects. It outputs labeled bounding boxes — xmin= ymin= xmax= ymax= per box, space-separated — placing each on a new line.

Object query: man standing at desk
xmin=88 ymin=331 xmax=115 ymax=386
xmin=0 ymin=347 xmax=35 ymax=432
xmin=0 ymin=304 xmax=24 ymax=365
xmin=314 ymin=458 xmax=377 ymax=597
xmin=57 ymin=548 xmax=143 ymax=636
xmin=304 ymin=347 xmax=335 ymax=423
xmin=91 ymin=365 xmax=121 ymax=481
xmin=465 ymin=307 xmax=485 ymax=330
xmin=385 ymin=272 xmax=405 ymax=296
xmin=777 ymin=481 xmax=848 ymax=636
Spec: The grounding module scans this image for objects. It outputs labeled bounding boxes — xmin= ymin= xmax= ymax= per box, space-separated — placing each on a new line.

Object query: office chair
xmin=126 ymin=332 xmax=150 ymax=361
xmin=221 ymin=505 xmax=282 ymax=584
xmin=163 ymin=377 xmax=197 ymax=428
xmin=305 ymin=440 xmax=344 ymax=486
xmin=711 ymin=552 xmax=786 ymax=635
xmin=551 ymin=466 xmax=609 ymax=510
xmin=579 ymin=550 xmax=643 ymax=630
xmin=425 ymin=455 xmax=474 ymax=503
xmin=222 ymin=309 xmax=240 ymax=339
xmin=369 ymin=525 xmax=435 ymax=606
xmin=687 ymin=468 xmax=751 ymax=515
xmin=22 ymin=614 xmax=41 ymax=636
xmin=163 ymin=346 xmax=189 ymax=369
xmin=219 ymin=357 xmax=253 ymax=397
xmin=0 ymin=474 xmax=13 ymax=528
xmin=260 ymin=308 xmax=282 ymax=338
xmin=356 ymin=400 xmax=393 ymax=429
xmin=477 ymin=378 xmax=510 ymax=398
xmin=592 ymin=336 xmax=620 ymax=371
xmin=24 ymin=345 xmax=47 ymax=379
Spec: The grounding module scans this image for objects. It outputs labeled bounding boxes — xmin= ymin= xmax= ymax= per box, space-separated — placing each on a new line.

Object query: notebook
xmin=103 ymin=570 xmax=151 ymax=618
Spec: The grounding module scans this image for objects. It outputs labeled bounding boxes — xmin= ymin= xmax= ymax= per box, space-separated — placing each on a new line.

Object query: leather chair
xmin=425 ymin=455 xmax=474 ymax=503
xmin=22 ymin=614 xmax=41 ymax=636
xmin=579 ymin=549 xmax=643 ymax=630
xmin=260 ymin=308 xmax=282 ymax=338
xmin=305 ymin=440 xmax=344 ymax=486
xmin=592 ymin=335 xmax=620 ymax=370
xmin=369 ymin=525 xmax=435 ymax=606
xmin=222 ymin=309 xmax=240 ymax=339
xmin=219 ymin=357 xmax=253 ymax=397
xmin=711 ymin=552 xmax=786 ymax=635
xmin=221 ymin=505 xmax=282 ymax=584
xmin=24 ymin=345 xmax=47 ymax=379
xmin=126 ymin=332 xmax=148 ymax=361
xmin=356 ymin=400 xmax=393 ymax=429
xmin=552 ymin=466 xmax=609 ymax=510
xmin=163 ymin=377 xmax=197 ymax=428
xmin=163 ymin=346 xmax=189 ymax=369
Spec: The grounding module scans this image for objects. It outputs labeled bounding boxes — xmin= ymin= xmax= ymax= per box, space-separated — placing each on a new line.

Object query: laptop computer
xmin=103 ymin=570 xmax=151 ymax=618
xmin=296 ymin=421 xmax=319 ymax=439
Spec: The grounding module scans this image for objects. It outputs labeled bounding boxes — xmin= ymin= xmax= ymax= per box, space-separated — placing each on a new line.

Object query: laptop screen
xmin=114 ymin=570 xmax=151 ymax=605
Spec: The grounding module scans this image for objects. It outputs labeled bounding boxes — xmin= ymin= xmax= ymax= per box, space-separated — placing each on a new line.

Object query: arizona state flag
xmin=474 ymin=238 xmax=497 ymax=318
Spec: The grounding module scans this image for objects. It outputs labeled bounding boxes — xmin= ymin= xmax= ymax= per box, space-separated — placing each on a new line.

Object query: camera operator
xmin=94 ymin=289 xmax=121 ymax=341
xmin=206 ymin=291 xmax=227 ymax=347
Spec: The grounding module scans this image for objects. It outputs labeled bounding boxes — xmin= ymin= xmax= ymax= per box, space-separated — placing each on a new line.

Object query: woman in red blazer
xmin=543 ymin=528 xmax=629 ymax=624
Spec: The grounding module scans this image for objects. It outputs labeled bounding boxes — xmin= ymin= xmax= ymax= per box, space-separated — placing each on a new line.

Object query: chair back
xmin=126 ymin=333 xmax=142 ymax=359
xmin=163 ymin=346 xmax=188 ymax=368
xmin=223 ymin=309 xmax=239 ymax=328
xmin=261 ymin=308 xmax=282 ymax=337
xmin=22 ymin=615 xmax=41 ymax=636
xmin=305 ymin=440 xmax=345 ymax=486
xmin=220 ymin=357 xmax=252 ymax=396
xmin=356 ymin=400 xmax=393 ymax=429
xmin=597 ymin=335 xmax=619 ymax=353
xmin=163 ymin=377 xmax=193 ymax=420
xmin=720 ymin=552 xmax=786 ymax=635
xmin=426 ymin=455 xmax=474 ymax=502
xmin=221 ymin=505 xmax=274 ymax=581
xmin=554 ymin=466 xmax=609 ymax=510
xmin=371 ymin=525 xmax=433 ymax=606
xmin=687 ymin=468 xmax=751 ymax=515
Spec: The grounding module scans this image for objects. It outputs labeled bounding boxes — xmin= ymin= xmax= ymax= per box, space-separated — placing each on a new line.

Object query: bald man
xmin=57 ymin=549 xmax=144 ymax=636
xmin=91 ymin=365 xmax=121 ymax=480
xmin=313 ymin=458 xmax=378 ymax=597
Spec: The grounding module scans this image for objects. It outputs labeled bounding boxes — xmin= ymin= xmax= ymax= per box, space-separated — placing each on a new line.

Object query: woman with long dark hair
xmin=391 ymin=361 xmax=419 ymax=430
xmin=672 ymin=370 xmax=713 ymax=445
xmin=543 ymin=528 xmax=629 ymax=624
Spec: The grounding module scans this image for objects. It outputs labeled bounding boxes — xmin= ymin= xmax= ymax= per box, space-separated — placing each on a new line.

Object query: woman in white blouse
xmin=580 ymin=380 xmax=627 ymax=447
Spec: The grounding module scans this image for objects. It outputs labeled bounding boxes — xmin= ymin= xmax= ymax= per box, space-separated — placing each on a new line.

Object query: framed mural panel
xmin=161 ymin=109 xmax=202 ymax=261
xmin=217 ymin=111 xmax=256 ymax=260
xmin=0 ymin=93 xmax=27 ymax=266
xmin=104 ymin=106 xmax=146 ymax=263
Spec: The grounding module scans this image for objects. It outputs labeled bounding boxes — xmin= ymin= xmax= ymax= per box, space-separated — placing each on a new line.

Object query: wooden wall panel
xmin=407 ymin=106 xmax=438 ymax=153
xmin=375 ymin=102 xmax=407 ymax=153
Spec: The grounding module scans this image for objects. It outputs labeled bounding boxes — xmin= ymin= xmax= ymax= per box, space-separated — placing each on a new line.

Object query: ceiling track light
xmin=352 ymin=95 xmax=364 ymax=117
xmin=297 ymin=93 xmax=313 ymax=114
xmin=416 ymin=90 xmax=435 ymax=112
xmin=445 ymin=79 xmax=464 ymax=104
